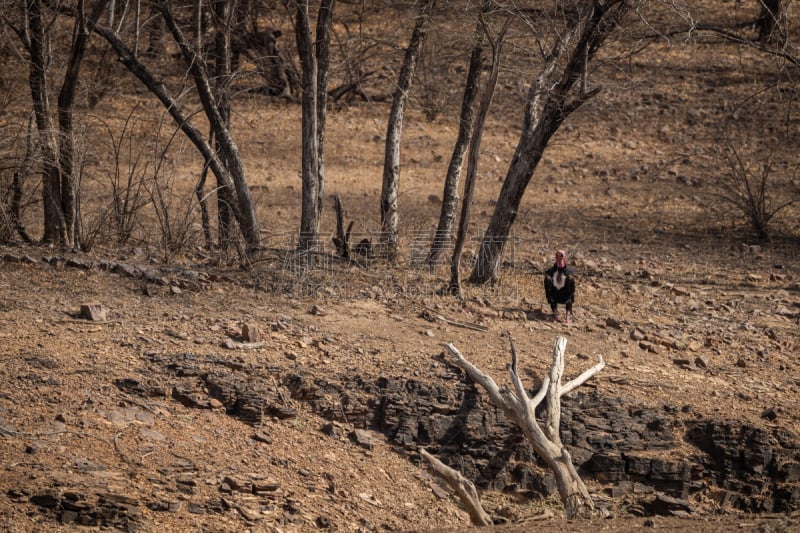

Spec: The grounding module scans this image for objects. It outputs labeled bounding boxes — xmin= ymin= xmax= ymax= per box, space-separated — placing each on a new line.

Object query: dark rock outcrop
xmin=117 ymin=351 xmax=800 ymax=516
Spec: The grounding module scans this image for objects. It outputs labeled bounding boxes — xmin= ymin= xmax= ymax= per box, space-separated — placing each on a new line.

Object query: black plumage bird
xmin=544 ymin=249 xmax=575 ymax=323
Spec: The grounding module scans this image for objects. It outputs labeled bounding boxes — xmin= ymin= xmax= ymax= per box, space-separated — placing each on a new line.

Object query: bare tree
xmin=426 ymin=11 xmax=485 ymax=266
xmin=4 ymin=0 xmax=110 ymax=247
xmin=448 ymin=12 xmax=509 ymax=297
xmin=286 ymin=0 xmax=336 ymax=251
xmin=469 ymin=0 xmax=630 ymax=284
xmin=445 ymin=335 xmax=605 ymax=519
xmin=380 ymin=0 xmax=436 ymax=262
xmin=90 ymin=2 xmax=262 ymax=256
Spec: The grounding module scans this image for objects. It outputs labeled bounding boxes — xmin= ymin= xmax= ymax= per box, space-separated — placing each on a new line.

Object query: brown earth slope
xmin=1 ymin=1 xmax=800 ymax=532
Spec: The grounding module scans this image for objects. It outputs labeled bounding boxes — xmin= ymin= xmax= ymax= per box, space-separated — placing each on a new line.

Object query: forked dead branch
xmin=442 ymin=335 xmax=605 ymax=520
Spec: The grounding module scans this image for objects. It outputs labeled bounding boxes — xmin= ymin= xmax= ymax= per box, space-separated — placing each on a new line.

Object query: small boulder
xmin=350 ymin=429 xmax=375 ymax=450
xmin=241 ymin=323 xmax=260 ymax=343
xmin=761 ymin=407 xmax=780 ymax=421
xmin=80 ymin=302 xmax=107 ymax=322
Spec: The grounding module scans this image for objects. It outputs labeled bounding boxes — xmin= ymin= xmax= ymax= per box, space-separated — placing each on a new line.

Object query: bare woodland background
xmin=1 ymin=0 xmax=797 ymax=274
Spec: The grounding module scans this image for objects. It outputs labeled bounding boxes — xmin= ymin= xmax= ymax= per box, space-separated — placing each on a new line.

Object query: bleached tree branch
xmin=419 ymin=449 xmax=492 ymax=527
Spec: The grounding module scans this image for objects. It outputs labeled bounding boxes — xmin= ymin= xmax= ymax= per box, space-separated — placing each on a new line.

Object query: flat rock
xmin=252 ymin=431 xmax=272 ymax=444
xmin=645 ymin=493 xmax=696 ymax=515
xmin=351 ymin=428 xmax=375 ymax=450
xmin=639 ymin=341 xmax=660 ymax=354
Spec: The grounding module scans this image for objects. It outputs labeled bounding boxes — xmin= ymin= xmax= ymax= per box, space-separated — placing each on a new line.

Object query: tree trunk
xmin=756 ymin=0 xmax=783 ymax=44
xmin=211 ymin=0 xmax=237 ymax=254
xmin=380 ymin=0 xmax=436 ymax=262
xmin=289 ymin=0 xmax=335 ymax=251
xmin=58 ymin=0 xmax=111 ymax=248
xmin=315 ymin=0 xmax=335 ymax=224
xmin=27 ymin=0 xmax=65 ymax=245
xmin=427 ymin=22 xmax=483 ymax=266
xmin=449 ymin=14 xmax=508 ymax=296
xmin=293 ymin=0 xmax=320 ymax=251
xmin=469 ymin=0 xmax=629 ymax=284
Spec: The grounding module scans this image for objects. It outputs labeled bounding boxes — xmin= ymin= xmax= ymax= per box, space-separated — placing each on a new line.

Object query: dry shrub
xmin=708 ymin=140 xmax=799 ymax=241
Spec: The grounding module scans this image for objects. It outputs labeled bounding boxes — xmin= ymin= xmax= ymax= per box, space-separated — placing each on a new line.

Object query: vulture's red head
xmin=556 ymin=250 xmax=567 ymax=269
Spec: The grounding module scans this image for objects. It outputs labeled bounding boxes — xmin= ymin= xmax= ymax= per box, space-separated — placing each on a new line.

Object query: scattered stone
xmin=639 ymin=341 xmax=660 ymax=354
xmin=605 ymin=317 xmax=623 ymax=330
xmin=176 ymin=474 xmax=196 ymax=487
xmin=645 ymin=493 xmax=696 ymax=516
xmin=630 ymin=328 xmax=645 ymax=341
xmin=761 ymin=407 xmax=779 ymax=421
xmin=172 ymin=387 xmax=211 ymax=409
xmin=242 ymin=323 xmax=260 ymax=343
xmin=79 ymin=302 xmax=107 ymax=322
xmin=139 ymin=428 xmax=167 ymax=441
xmin=169 ymin=285 xmax=182 ymax=295
xmin=321 ymin=422 xmax=343 ymax=439
xmin=272 ymin=319 xmax=290 ymax=331
xmin=252 ymin=431 xmax=272 ymax=444
xmin=310 ymin=304 xmax=327 ymax=316
xmin=222 ymin=339 xmax=266 ymax=350
xmin=430 ymin=483 xmax=449 ymax=499
xmin=671 ymin=286 xmax=691 ymax=297
xmin=735 ymin=357 xmax=748 ymax=368
xmin=113 ymin=263 xmax=141 ymax=278
xmin=252 ymin=479 xmax=281 ymax=492
xmin=237 ymin=505 xmax=262 ymax=522
xmin=694 ymin=355 xmax=710 ymax=369
xmin=222 ymin=475 xmax=251 ymax=493
xmin=164 ymin=329 xmax=188 ymax=340
xmin=351 ymin=428 xmax=375 ymax=450
xmin=30 ymin=494 xmax=60 ymax=508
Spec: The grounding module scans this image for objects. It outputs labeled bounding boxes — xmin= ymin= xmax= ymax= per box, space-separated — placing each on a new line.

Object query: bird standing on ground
xmin=544 ymin=249 xmax=575 ymax=323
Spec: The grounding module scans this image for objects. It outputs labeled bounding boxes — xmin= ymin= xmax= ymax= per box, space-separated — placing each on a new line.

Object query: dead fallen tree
xmin=442 ymin=335 xmax=604 ymax=519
